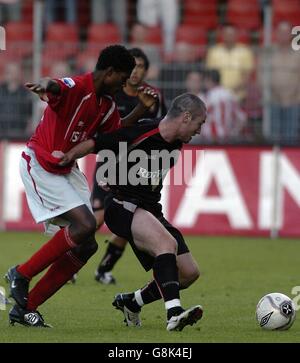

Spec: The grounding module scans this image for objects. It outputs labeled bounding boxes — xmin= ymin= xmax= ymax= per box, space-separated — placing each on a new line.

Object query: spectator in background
xmin=0 ymin=63 xmax=32 ymax=139
xmin=268 ymin=21 xmax=300 ymax=144
xmin=185 ymin=71 xmax=205 ymax=97
xmin=0 ymin=0 xmax=21 ymax=23
xmin=198 ymin=69 xmax=247 ymax=144
xmin=206 ymin=24 xmax=255 ymax=102
xmin=91 ymin=0 xmax=127 ymax=42
xmin=159 ymin=42 xmax=203 ymax=106
xmin=45 ymin=0 xmax=77 ymax=24
xmin=137 ymin=0 xmax=179 ymax=56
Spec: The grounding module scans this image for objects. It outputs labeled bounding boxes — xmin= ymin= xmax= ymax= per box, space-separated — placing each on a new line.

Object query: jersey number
xmin=71 ymin=131 xmax=81 ymax=142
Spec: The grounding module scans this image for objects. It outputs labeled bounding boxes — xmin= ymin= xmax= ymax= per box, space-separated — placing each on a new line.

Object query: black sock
xmin=152 ymin=253 xmax=180 ymax=307
xmin=140 ymin=280 xmax=161 ymax=304
xmin=97 ymin=241 xmax=124 ymax=274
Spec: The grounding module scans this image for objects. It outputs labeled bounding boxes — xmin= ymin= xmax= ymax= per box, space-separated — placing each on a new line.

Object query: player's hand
xmin=137 ymin=86 xmax=158 ymax=108
xmin=58 ymin=152 xmax=75 ymax=166
xmin=25 ymin=80 xmax=50 ymax=102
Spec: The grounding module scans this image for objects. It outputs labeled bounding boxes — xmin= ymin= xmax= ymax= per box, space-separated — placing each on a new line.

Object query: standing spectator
xmin=0 ymin=63 xmax=32 ymax=139
xmin=268 ymin=21 xmax=300 ymax=144
xmin=199 ymin=69 xmax=247 ymax=143
xmin=0 ymin=0 xmax=21 ymax=24
xmin=137 ymin=0 xmax=180 ymax=56
xmin=206 ymin=24 xmax=255 ymax=102
xmin=45 ymin=0 xmax=77 ymax=24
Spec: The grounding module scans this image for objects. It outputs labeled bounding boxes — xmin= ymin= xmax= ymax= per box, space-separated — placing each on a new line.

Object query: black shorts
xmin=91 ymin=162 xmax=110 ymax=211
xmin=104 ymin=195 xmax=189 ymax=271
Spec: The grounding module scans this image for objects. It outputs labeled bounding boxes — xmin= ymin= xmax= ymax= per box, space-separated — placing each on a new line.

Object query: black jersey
xmin=114 ymin=83 xmax=167 ymax=119
xmin=93 ymin=119 xmax=182 ymax=212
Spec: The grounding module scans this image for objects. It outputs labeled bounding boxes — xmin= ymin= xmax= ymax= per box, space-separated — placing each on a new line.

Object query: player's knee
xmin=78 ymin=216 xmax=97 ymax=238
xmin=73 ymin=240 xmax=98 ymax=262
xmin=180 ymin=266 xmax=200 ymax=289
xmin=86 ymin=240 xmax=98 ymax=258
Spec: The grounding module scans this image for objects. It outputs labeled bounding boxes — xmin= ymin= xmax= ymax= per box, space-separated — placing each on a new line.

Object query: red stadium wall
xmin=1 ymin=142 xmax=300 ymax=237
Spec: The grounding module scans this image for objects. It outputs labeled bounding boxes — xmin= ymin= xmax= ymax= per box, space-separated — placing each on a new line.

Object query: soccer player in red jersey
xmin=6 ymin=45 xmax=157 ymax=327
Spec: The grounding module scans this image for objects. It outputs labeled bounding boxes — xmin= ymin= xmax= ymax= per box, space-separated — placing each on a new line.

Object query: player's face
xmin=180 ymin=111 xmax=207 ymax=143
xmin=128 ymin=57 xmax=147 ymax=87
xmin=103 ymin=70 xmax=131 ymax=95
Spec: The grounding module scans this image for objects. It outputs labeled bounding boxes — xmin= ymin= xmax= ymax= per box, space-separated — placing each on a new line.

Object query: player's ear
xmin=183 ymin=111 xmax=192 ymax=123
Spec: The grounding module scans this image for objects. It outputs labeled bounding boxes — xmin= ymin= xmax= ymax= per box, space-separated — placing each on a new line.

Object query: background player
xmin=59 ymin=93 xmax=207 ymax=331
xmin=92 ymin=47 xmax=167 ymax=284
xmin=6 ymin=45 xmax=157 ymax=327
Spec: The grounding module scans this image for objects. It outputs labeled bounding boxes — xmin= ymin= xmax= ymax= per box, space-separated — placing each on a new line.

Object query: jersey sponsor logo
xmin=61 ymin=77 xmax=75 ymax=88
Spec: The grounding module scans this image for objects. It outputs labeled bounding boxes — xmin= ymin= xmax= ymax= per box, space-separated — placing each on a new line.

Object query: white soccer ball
xmin=256 ymin=292 xmax=296 ymax=330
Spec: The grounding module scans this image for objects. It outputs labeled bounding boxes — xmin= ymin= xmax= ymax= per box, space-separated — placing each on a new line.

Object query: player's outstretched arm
xmin=121 ymin=86 xmax=158 ymax=127
xmin=25 ymin=77 xmax=61 ymax=101
xmin=59 ymin=139 xmax=96 ymax=166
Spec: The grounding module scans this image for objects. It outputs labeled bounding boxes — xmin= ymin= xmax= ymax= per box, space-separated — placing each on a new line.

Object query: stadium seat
xmin=83 ymin=23 xmax=122 ymax=58
xmin=43 ymin=22 xmax=79 ymax=61
xmin=183 ymin=0 xmax=218 ymax=30
xmin=5 ymin=22 xmax=33 ymax=59
xmin=226 ymin=0 xmax=261 ymax=30
xmin=141 ymin=26 xmax=162 ymax=45
xmin=273 ymin=0 xmax=300 ymax=26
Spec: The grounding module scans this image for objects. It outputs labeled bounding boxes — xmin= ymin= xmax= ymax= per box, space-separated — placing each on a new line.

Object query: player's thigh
xmin=131 ymin=208 xmax=177 ymax=256
xmin=20 ymin=149 xmax=90 ymax=224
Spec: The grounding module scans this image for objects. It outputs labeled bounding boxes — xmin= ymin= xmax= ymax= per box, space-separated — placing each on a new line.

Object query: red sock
xmin=17 ymin=227 xmax=77 ymax=280
xmin=27 ymin=251 xmax=84 ymax=311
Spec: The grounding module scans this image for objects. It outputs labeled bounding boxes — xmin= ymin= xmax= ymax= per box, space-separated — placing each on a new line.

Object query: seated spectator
xmin=0 ymin=63 xmax=32 ymax=139
xmin=206 ymin=23 xmax=255 ymax=102
xmin=184 ymin=70 xmax=205 ymax=97
xmin=159 ymin=42 xmax=204 ymax=106
xmin=266 ymin=21 xmax=300 ymax=145
xmin=198 ymin=69 xmax=247 ymax=144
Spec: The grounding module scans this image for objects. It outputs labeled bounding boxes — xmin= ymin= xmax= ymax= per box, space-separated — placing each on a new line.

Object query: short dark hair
xmin=96 ymin=45 xmax=136 ymax=74
xmin=129 ymin=47 xmax=150 ymax=70
xmin=167 ymin=93 xmax=206 ymax=120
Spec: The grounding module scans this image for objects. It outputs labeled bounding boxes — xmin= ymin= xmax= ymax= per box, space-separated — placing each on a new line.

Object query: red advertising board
xmin=1 ymin=143 xmax=300 ymax=237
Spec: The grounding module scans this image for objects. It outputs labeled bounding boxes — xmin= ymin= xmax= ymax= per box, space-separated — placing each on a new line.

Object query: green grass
xmin=0 ymin=232 xmax=299 ymax=343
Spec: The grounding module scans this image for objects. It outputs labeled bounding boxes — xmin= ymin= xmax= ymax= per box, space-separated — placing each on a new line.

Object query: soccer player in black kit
xmin=60 ymin=93 xmax=207 ymax=331
xmin=92 ymin=48 xmax=167 ymax=284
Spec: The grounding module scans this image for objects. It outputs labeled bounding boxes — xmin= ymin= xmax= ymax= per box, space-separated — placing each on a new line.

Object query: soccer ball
xmin=256 ymin=292 xmax=296 ymax=330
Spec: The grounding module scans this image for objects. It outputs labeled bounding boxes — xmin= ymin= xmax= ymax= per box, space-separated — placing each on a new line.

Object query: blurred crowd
xmin=0 ymin=0 xmax=300 ymax=145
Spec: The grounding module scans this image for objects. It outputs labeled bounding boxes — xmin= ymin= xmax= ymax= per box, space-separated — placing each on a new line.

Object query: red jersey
xmin=28 ymin=73 xmax=121 ymax=174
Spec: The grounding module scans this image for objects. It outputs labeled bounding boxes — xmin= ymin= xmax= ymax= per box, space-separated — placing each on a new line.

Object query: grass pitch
xmin=0 ymin=232 xmax=299 ymax=343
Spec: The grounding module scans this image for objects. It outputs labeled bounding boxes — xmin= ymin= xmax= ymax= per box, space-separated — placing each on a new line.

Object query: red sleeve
xmin=45 ymin=76 xmax=84 ymax=113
